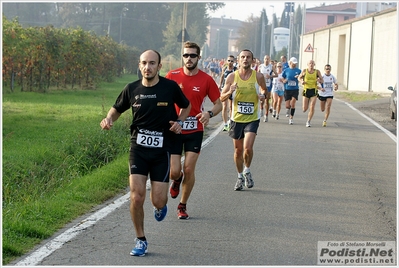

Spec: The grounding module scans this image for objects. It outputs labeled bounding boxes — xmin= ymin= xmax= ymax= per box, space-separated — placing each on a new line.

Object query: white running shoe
xmin=322 ymin=120 xmax=327 ymax=127
xmin=234 ymin=177 xmax=245 ymax=191
xmin=289 ymin=119 xmax=293 ymax=125
xmin=243 ymin=172 xmax=254 ymax=188
xmin=306 ymin=121 xmax=311 ymax=127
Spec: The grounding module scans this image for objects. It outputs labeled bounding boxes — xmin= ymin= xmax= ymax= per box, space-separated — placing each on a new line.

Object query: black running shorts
xmin=228 ymin=120 xmax=260 ymax=140
xmin=169 ymin=131 xmax=204 ymax=155
xmin=129 ymin=145 xmax=170 ymax=182
xmin=318 ymin=95 xmax=334 ymax=101
xmin=284 ymin=89 xmax=299 ymax=101
xmin=302 ymin=88 xmax=317 ymax=98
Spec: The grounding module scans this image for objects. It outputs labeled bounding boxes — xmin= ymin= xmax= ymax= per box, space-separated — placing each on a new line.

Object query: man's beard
xmin=185 ymin=61 xmax=198 ymax=71
xmin=144 ymin=72 xmax=157 ymax=82
xmin=242 ymin=63 xmax=251 ymax=70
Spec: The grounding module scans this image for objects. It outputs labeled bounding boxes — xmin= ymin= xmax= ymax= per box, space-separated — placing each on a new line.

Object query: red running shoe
xmin=170 ymin=173 xmax=183 ymax=199
xmin=177 ymin=204 xmax=189 ymax=219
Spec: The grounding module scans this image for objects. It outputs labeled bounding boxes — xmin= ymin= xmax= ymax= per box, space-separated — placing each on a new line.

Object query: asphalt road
xmin=12 ymin=94 xmax=397 ymax=266
xmin=350 ymin=97 xmax=397 ymax=137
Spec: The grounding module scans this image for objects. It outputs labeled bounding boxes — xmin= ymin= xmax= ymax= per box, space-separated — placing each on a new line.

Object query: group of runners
xmin=219 ymin=54 xmax=338 ymax=129
xmin=100 ymin=42 xmax=338 ymax=257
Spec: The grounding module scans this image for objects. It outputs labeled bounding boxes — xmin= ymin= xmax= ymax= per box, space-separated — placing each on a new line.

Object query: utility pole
xmin=300 ymin=3 xmax=306 ymax=62
xmin=216 ymin=29 xmax=220 ymax=59
xmin=260 ymin=10 xmax=266 ymax=59
xmin=181 ymin=2 xmax=188 ymax=63
xmin=286 ymin=2 xmax=294 ymax=58
xmin=269 ymin=5 xmax=275 ymax=57
xmin=119 ymin=12 xmax=122 ymax=43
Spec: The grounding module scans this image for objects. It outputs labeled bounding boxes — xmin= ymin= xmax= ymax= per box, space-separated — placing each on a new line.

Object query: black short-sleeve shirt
xmin=113 ymin=76 xmax=190 ymax=150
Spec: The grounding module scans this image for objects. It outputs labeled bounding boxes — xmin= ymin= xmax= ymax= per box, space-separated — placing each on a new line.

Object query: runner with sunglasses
xmin=166 ymin=41 xmax=222 ymax=219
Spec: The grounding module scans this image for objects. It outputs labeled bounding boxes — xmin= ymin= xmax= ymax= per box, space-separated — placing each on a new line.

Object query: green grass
xmin=2 ymin=74 xmax=138 ymax=265
xmin=334 ymin=91 xmax=388 ymax=102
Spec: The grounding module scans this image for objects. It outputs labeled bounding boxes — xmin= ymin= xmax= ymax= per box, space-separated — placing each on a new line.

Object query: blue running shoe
xmin=130 ymin=238 xmax=148 ymax=256
xmin=154 ymin=205 xmax=167 ymax=221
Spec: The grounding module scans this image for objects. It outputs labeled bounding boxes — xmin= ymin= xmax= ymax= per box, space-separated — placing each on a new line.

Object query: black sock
xmin=179 ymin=202 xmax=186 ymax=207
xmin=137 ymin=236 xmax=146 ymax=241
xmin=291 ymin=108 xmax=296 ymax=116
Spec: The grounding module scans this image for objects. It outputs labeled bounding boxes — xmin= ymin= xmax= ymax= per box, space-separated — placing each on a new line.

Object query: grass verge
xmin=334 ymin=90 xmax=389 ymax=103
xmin=2 ymin=74 xmax=136 ymax=265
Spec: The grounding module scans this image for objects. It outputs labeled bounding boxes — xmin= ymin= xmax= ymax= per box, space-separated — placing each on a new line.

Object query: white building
xmin=273 ymin=27 xmax=290 ymax=53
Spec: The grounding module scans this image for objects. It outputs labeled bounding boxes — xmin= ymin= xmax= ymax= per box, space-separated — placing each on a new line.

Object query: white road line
xmin=15 ymin=122 xmax=224 ymax=266
xmin=339 ymin=100 xmax=397 ymax=142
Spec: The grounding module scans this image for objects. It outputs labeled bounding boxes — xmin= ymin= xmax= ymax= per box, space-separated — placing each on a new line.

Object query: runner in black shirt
xmin=100 ymin=49 xmax=191 ymax=257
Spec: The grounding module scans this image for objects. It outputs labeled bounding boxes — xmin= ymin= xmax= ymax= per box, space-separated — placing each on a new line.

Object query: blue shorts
xmin=273 ymin=89 xmax=285 ymax=97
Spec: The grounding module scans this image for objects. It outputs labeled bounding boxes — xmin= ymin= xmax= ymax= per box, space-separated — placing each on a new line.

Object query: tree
xmin=2 ymin=2 xmax=225 ymax=59
xmin=279 ymin=7 xmax=290 ymax=28
xmin=235 ymin=14 xmax=260 ymax=56
xmin=291 ymin=4 xmax=303 ymax=58
xmin=161 ymin=3 xmax=223 ymax=58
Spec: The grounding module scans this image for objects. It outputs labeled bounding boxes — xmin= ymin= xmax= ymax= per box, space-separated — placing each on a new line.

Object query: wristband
xmin=176 ymin=120 xmax=183 ymax=127
xmin=208 ymin=111 xmax=214 ymax=118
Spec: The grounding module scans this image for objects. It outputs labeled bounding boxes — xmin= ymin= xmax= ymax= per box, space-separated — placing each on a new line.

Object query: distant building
xmin=305 ymin=3 xmax=357 ymax=33
xmin=205 ymin=17 xmax=242 ymax=60
xmin=305 ymin=2 xmax=397 ymax=33
xmin=273 ymin=27 xmax=290 ymax=53
xmin=300 ymin=7 xmax=397 ymax=93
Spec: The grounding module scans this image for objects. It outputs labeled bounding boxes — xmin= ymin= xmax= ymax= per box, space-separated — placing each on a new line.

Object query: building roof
xmin=307 ymin=2 xmax=357 ymax=13
xmin=210 ymin=17 xmax=242 ymax=28
xmin=305 ymin=6 xmax=397 ymax=34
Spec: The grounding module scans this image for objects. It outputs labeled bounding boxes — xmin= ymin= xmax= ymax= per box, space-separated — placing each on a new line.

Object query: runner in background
xmin=282 ymin=57 xmax=301 ymax=125
xmin=318 ymin=64 xmax=338 ymax=127
xmin=219 ymin=55 xmax=237 ymax=131
xmin=298 ymin=59 xmax=324 ymax=127
xmin=258 ymin=55 xmax=275 ymax=122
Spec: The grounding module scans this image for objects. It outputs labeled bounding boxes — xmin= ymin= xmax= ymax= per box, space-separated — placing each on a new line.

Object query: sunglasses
xmin=325 ymin=68 xmax=331 ymax=70
xmin=182 ymin=53 xmax=198 ymax=58
xmin=227 ymin=60 xmax=234 ymax=62
xmin=277 ymin=66 xmax=282 ymax=68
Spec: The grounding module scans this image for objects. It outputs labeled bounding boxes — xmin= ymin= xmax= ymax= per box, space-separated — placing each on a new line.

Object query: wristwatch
xmin=207 ymin=111 xmax=214 ymax=118
xmin=176 ymin=120 xmax=183 ymax=127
